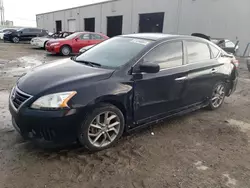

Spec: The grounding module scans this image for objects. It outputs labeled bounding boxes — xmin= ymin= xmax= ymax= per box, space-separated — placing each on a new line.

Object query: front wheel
xmin=12 ymin=37 xmax=20 ymax=43
xmin=60 ymin=45 xmax=71 ymax=56
xmin=78 ymin=103 xmax=125 ymax=151
xmin=207 ymin=82 xmax=226 ymax=110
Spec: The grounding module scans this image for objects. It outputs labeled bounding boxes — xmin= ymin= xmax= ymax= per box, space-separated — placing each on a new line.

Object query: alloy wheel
xmin=12 ymin=37 xmax=19 ymax=43
xmin=211 ymin=84 xmax=225 ymax=108
xmin=87 ymin=111 xmax=121 ymax=148
xmin=62 ymin=46 xmax=70 ymax=55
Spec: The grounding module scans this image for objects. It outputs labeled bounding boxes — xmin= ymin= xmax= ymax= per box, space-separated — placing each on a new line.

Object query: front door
xmin=133 ymin=41 xmax=188 ymax=123
xmin=19 ymin=29 xmax=30 ymax=41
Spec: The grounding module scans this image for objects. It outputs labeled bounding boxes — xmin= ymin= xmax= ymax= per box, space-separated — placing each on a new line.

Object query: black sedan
xmin=9 ymin=33 xmax=238 ymax=151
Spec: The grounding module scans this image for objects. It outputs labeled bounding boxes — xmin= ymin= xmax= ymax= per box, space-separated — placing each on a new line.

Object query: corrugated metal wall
xmin=36 ymin=0 xmax=250 ymax=54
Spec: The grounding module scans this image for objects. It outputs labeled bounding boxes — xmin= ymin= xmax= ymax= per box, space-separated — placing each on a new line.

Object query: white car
xmin=30 ymin=32 xmax=72 ymax=48
xmin=79 ymin=44 xmax=95 ymax=54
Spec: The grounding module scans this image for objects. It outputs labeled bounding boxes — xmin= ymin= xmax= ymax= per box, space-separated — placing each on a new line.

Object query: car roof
xmin=122 ymin=33 xmax=201 ymax=41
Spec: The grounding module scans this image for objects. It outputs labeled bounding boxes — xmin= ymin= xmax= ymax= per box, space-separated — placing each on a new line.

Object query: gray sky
xmin=4 ymin=0 xmax=106 ymax=27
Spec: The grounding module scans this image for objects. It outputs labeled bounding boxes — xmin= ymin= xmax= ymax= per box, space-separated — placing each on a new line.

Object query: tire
xmin=60 ymin=45 xmax=71 ymax=56
xmin=207 ymin=82 xmax=226 ymax=110
xmin=12 ymin=37 xmax=20 ymax=43
xmin=77 ymin=103 xmax=125 ymax=151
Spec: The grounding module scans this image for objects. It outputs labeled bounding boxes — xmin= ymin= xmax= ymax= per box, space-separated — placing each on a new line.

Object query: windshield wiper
xmin=75 ymin=60 xmax=101 ymax=67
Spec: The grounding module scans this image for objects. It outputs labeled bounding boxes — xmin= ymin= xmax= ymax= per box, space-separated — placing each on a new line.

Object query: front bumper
xmin=30 ymin=40 xmax=44 ymax=48
xmin=9 ymin=94 xmax=82 ymax=145
xmin=3 ymin=35 xmax=11 ymax=41
xmin=46 ymin=45 xmax=61 ymax=54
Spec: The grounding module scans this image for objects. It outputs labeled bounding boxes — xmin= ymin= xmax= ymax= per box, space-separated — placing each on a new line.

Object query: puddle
xmin=1 ymin=55 xmax=45 ymax=77
xmin=227 ymin=119 xmax=250 ymax=133
xmin=194 ymin=161 xmax=209 ymax=171
xmin=0 ymin=90 xmax=12 ymax=130
xmin=223 ymin=174 xmax=237 ymax=187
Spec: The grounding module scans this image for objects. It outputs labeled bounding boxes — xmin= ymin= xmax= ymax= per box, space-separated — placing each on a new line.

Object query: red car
xmin=46 ymin=32 xmax=109 ymax=56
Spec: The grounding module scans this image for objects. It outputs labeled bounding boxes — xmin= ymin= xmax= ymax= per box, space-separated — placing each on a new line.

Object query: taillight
xmin=232 ymin=59 xmax=239 ymax=68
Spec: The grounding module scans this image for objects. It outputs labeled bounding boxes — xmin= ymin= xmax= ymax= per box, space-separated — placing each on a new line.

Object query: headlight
xmin=50 ymin=42 xmax=60 ymax=46
xmin=31 ymin=91 xmax=77 ymax=109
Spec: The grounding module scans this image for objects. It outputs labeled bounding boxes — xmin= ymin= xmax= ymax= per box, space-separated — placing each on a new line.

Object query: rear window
xmin=186 ymin=41 xmax=211 ymax=63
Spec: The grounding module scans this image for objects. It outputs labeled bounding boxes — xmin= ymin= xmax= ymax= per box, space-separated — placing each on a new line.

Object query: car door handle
xmin=175 ymin=76 xmax=187 ymax=81
xmin=211 ymin=69 xmax=217 ymax=74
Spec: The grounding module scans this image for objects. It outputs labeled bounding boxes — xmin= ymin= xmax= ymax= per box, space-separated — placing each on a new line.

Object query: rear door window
xmin=143 ymin=41 xmax=183 ymax=69
xmin=21 ymin=29 xmax=30 ymax=33
xmin=91 ymin=34 xmax=104 ymax=40
xmin=79 ymin=34 xmax=90 ymax=40
xmin=186 ymin=41 xmax=211 ymax=63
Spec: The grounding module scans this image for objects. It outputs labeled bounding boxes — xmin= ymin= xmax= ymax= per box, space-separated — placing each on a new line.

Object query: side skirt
xmin=127 ymin=101 xmax=209 ymax=133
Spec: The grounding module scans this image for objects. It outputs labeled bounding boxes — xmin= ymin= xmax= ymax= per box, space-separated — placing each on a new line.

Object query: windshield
xmin=75 ymin=37 xmax=152 ymax=68
xmin=65 ymin=32 xmax=80 ymax=39
xmin=17 ymin=28 xmax=24 ymax=32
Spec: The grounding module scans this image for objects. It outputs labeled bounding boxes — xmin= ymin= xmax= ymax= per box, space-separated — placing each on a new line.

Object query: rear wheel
xmin=60 ymin=45 xmax=71 ymax=56
xmin=77 ymin=103 xmax=125 ymax=151
xmin=207 ymin=82 xmax=226 ymax=110
xmin=12 ymin=37 xmax=20 ymax=43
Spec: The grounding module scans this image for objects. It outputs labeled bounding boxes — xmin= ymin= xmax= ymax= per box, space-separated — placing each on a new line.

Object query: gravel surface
xmin=0 ymin=42 xmax=250 ymax=188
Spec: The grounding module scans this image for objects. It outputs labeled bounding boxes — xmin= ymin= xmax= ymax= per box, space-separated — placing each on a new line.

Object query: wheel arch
xmin=44 ymin=40 xmax=49 ymax=48
xmin=60 ymin=44 xmax=72 ymax=53
xmin=82 ymin=95 xmax=129 ymax=125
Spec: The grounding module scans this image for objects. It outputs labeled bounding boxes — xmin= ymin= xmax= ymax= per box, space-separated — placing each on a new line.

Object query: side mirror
xmin=139 ymin=62 xmax=160 ymax=73
xmin=75 ymin=38 xmax=79 ymax=41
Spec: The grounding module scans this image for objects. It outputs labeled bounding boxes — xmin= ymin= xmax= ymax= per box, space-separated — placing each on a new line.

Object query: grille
xmin=11 ymin=87 xmax=31 ymax=109
xmin=39 ymin=127 xmax=56 ymax=141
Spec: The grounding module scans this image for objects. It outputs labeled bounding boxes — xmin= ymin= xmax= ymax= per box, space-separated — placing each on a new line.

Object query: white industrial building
xmin=36 ymin=0 xmax=250 ymax=54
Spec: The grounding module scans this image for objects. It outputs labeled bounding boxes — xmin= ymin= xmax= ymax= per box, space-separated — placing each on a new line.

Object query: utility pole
xmin=0 ymin=0 xmax=5 ymax=26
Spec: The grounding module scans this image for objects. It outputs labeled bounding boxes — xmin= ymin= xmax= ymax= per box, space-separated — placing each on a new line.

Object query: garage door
xmin=68 ymin=19 xmax=76 ymax=32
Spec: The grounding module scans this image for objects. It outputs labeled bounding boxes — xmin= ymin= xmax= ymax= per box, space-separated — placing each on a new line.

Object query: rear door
xmin=29 ymin=29 xmax=40 ymax=39
xmin=183 ymin=40 xmax=222 ymax=106
xmin=133 ymin=40 xmax=189 ymax=123
xmin=72 ymin=33 xmax=91 ymax=53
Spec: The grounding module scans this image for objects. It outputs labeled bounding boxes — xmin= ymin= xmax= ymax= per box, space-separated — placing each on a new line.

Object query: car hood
xmin=17 ymin=58 xmax=114 ymax=95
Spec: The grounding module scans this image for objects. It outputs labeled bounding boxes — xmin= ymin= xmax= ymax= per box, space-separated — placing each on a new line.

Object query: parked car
xmin=3 ymin=28 xmax=48 ymax=43
xmin=45 ymin=32 xmax=109 ymax=56
xmin=191 ymin=33 xmax=239 ymax=55
xmin=0 ymin=28 xmax=17 ymax=40
xmin=30 ymin=31 xmax=73 ymax=48
xmin=211 ymin=38 xmax=239 ymax=55
xmin=79 ymin=44 xmax=95 ymax=54
xmin=9 ymin=33 xmax=238 ymax=151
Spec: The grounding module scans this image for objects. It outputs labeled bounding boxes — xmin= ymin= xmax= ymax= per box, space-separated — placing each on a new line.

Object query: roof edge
xmin=36 ymin=0 xmax=118 ymax=16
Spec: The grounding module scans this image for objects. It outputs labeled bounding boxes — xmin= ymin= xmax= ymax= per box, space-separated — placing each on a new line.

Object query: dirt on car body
xmin=0 ymin=42 xmax=250 ymax=188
